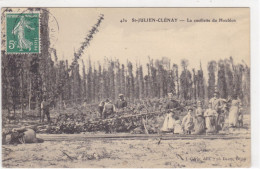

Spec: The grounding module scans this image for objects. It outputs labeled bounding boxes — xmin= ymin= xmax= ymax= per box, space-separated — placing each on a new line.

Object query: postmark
xmin=6 ymin=12 xmax=40 ymax=54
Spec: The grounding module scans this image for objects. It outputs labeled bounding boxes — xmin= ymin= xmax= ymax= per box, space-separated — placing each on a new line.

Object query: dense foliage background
xmin=1 ymin=9 xmax=250 ymax=118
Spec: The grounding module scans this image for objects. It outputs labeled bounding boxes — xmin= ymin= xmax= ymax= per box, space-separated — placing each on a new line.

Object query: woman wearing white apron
xmin=161 ymin=112 xmax=175 ymax=132
xmin=204 ymin=103 xmax=218 ymax=134
xmin=228 ymin=95 xmax=241 ymax=128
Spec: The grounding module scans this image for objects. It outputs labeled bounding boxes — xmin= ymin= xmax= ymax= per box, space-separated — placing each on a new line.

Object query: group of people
xmin=161 ymin=91 xmax=243 ymax=135
xmin=41 ymin=89 xmax=244 ymax=136
xmin=98 ymin=94 xmax=128 ymax=119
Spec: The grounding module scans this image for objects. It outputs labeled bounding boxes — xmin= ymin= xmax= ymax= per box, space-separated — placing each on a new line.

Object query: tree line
xmin=1 ymin=9 xmax=250 ymax=117
xmin=2 ymin=53 xmax=250 ymax=113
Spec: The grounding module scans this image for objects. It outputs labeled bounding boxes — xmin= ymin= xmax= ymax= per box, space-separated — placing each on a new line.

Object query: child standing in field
xmin=181 ymin=108 xmax=194 ymax=134
xmin=238 ymin=112 xmax=243 ymax=127
xmin=173 ymin=116 xmax=183 ymax=134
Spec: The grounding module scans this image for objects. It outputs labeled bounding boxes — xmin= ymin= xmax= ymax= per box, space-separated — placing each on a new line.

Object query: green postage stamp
xmin=6 ymin=12 xmax=40 ymax=54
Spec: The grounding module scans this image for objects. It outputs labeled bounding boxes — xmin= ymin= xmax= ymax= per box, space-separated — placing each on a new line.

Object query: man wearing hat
xmin=115 ymin=94 xmax=127 ymax=109
xmin=209 ymin=91 xmax=222 ymax=111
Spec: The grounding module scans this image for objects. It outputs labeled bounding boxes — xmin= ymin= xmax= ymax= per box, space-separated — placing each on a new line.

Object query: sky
xmin=48 ymin=8 xmax=250 ymax=75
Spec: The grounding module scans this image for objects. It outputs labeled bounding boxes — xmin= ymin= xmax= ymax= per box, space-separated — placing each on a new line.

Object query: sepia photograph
xmin=1 ymin=7 xmax=250 ymax=168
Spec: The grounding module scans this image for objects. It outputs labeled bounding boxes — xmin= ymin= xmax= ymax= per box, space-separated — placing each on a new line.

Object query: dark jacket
xmin=41 ymin=100 xmax=50 ymax=113
xmin=115 ymin=99 xmax=127 ymax=109
xmin=165 ymin=100 xmax=181 ymax=111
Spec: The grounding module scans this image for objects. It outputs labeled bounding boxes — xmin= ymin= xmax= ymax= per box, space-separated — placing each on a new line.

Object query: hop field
xmin=2 ymin=99 xmax=250 ymax=135
xmin=1 ymin=100 xmax=251 ymax=168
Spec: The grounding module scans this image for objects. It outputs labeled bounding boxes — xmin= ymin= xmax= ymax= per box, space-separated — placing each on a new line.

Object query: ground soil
xmin=2 ymin=135 xmax=250 ymax=168
xmin=2 ymin=114 xmax=251 ymax=168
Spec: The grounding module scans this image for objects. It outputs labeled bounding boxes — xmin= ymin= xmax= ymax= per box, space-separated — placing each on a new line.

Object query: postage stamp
xmin=5 ymin=12 xmax=40 ymax=54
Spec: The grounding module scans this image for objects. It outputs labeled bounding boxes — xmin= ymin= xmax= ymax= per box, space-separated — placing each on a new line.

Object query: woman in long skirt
xmin=204 ymin=103 xmax=218 ymax=134
xmin=193 ymin=101 xmax=206 ymax=134
xmin=229 ymin=95 xmax=241 ymax=128
xmin=161 ymin=112 xmax=175 ymax=132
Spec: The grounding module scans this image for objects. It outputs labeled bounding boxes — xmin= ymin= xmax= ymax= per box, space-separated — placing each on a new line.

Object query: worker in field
xmin=2 ymin=127 xmax=44 ymax=145
xmin=115 ymin=94 xmax=127 ymax=109
xmin=228 ymin=94 xmax=242 ymax=128
xmin=98 ymin=100 xmax=105 ymax=118
xmin=165 ymin=92 xmax=182 ymax=113
xmin=182 ymin=108 xmax=194 ymax=134
xmin=193 ymin=101 xmax=206 ymax=135
xmin=161 ymin=109 xmax=175 ymax=132
xmin=209 ymin=90 xmax=222 ymax=111
xmin=172 ymin=116 xmax=183 ymax=134
xmin=41 ymin=96 xmax=51 ymax=123
xmin=161 ymin=92 xmax=182 ymax=132
xmin=102 ymin=99 xmax=116 ymax=119
xmin=209 ymin=90 xmax=225 ymax=131
xmin=204 ymin=103 xmax=218 ymax=134
xmin=238 ymin=111 xmax=243 ymax=127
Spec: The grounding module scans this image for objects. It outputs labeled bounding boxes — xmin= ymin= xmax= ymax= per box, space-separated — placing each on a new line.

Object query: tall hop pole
xmin=54 ymin=14 xmax=104 ymax=100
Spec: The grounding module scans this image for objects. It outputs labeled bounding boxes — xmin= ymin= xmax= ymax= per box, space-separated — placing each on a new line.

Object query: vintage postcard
xmin=1 ymin=8 xmax=250 ymax=168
